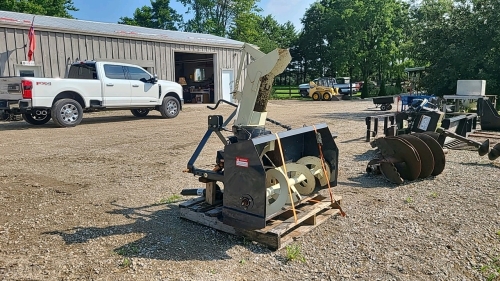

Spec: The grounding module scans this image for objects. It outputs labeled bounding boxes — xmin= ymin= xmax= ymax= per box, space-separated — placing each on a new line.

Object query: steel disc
xmin=397 ymin=134 xmax=435 ymax=178
xmin=285 ymin=163 xmax=317 ymax=195
xmin=296 ymin=156 xmax=331 ymax=187
xmin=265 ymin=167 xmax=300 ymax=217
xmin=379 ymin=161 xmax=404 ymax=184
xmin=382 ymin=136 xmax=421 ymax=181
xmin=412 ymin=133 xmax=446 ymax=176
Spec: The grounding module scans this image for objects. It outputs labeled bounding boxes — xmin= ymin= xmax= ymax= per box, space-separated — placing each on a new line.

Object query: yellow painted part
xmin=308 ymin=86 xmax=341 ymax=98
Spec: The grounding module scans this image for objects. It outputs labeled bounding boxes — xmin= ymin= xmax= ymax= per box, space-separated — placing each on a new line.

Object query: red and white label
xmin=235 ymin=157 xmax=249 ymax=168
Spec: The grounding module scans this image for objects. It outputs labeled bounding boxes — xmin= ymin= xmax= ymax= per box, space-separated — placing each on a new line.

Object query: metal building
xmin=0 ymin=10 xmax=246 ymax=103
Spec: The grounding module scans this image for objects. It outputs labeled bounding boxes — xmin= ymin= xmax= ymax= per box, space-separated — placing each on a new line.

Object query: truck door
xmin=102 ymin=64 xmax=131 ymax=106
xmin=126 ymin=66 xmax=159 ymax=105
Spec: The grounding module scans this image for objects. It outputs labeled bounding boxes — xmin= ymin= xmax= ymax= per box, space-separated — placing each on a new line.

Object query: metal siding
xmin=14 ymin=29 xmax=25 ymax=64
xmin=130 ymin=40 xmax=137 ymax=60
xmin=105 ymin=37 xmax=112 ymax=58
xmin=124 ymin=39 xmax=131 ymax=59
xmin=98 ymin=36 xmax=106 ymax=59
xmin=63 ymin=33 xmax=72 ymax=64
xmin=153 ymin=42 xmax=160 ymax=76
xmin=110 ymin=38 xmax=117 ymax=59
xmin=77 ymin=35 xmax=87 ymax=61
xmin=135 ymin=41 xmax=142 ymax=60
xmin=40 ymin=31 xmax=51 ymax=77
xmin=47 ymin=32 xmax=59 ymax=77
xmin=166 ymin=44 xmax=174 ymax=81
xmin=70 ymin=34 xmax=79 ymax=62
xmin=91 ymin=36 xmax=99 ymax=61
xmin=84 ymin=35 xmax=92 ymax=60
xmin=117 ymin=38 xmax=124 ymax=59
xmin=55 ymin=33 xmax=66 ymax=77
xmin=0 ymin=28 xmax=8 ymax=76
xmin=78 ymin=35 xmax=87 ymax=60
xmin=146 ymin=42 xmax=153 ymax=60
xmin=159 ymin=42 xmax=166 ymax=80
xmin=5 ymin=28 xmax=16 ymax=75
xmin=140 ymin=41 xmax=148 ymax=60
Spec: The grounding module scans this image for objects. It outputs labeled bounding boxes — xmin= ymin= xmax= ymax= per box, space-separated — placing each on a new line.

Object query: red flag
xmin=27 ymin=18 xmax=35 ymax=62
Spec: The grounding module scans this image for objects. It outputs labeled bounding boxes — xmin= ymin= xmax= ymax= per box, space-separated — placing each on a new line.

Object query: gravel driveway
xmin=0 ymin=99 xmax=499 ymax=281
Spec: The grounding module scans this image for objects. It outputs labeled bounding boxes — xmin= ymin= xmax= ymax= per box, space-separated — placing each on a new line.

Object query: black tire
xmin=300 ymin=90 xmax=309 ymax=98
xmin=380 ymin=104 xmax=387 ymax=111
xmin=131 ymin=109 xmax=150 ymax=117
xmin=22 ymin=111 xmax=51 ymax=125
xmin=51 ymin=98 xmax=83 ymax=127
xmin=387 ymin=104 xmax=393 ymax=110
xmin=159 ymin=96 xmax=180 ymax=118
xmin=311 ymin=92 xmax=322 ymax=101
xmin=322 ymin=92 xmax=332 ymax=101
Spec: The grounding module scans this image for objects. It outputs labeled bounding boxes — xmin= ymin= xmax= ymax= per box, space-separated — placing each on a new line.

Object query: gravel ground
xmin=0 ymin=99 xmax=499 ymax=281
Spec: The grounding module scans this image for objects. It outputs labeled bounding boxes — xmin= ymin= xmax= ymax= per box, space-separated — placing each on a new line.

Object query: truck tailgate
xmin=0 ymin=77 xmax=22 ymax=101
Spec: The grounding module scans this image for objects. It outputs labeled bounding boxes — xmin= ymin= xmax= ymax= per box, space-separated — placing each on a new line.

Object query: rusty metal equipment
xmin=366 ymin=98 xmax=500 ymax=184
xmin=182 ymin=43 xmax=342 ymax=231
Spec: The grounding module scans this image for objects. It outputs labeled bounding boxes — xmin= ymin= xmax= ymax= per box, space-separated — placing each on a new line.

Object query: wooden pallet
xmin=179 ymin=194 xmax=342 ymax=250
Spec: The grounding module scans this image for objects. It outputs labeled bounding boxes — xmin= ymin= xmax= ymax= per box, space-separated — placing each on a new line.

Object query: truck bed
xmin=0 ymin=77 xmax=23 ymax=101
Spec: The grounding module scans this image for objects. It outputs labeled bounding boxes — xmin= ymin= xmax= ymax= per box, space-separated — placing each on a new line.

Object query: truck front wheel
xmin=22 ymin=111 xmax=51 ymax=125
xmin=51 ymin=98 xmax=83 ymax=127
xmin=159 ymin=96 xmax=180 ymax=118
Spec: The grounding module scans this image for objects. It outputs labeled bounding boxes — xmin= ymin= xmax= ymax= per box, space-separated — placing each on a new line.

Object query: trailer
xmin=372 ymin=96 xmax=395 ymax=111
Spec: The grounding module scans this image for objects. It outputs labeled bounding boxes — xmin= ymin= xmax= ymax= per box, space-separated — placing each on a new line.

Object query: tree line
xmin=2 ymin=0 xmax=499 ymax=98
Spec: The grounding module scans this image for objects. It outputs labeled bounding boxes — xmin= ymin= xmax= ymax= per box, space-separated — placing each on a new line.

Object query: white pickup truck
xmin=0 ymin=60 xmax=184 ymax=127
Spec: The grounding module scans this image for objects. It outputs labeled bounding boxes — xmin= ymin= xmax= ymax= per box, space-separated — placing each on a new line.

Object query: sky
xmin=69 ymin=0 xmax=315 ymax=31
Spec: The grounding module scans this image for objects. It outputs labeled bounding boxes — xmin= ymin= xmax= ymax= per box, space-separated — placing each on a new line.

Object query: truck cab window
xmin=103 ymin=64 xmax=126 ymax=79
xmin=67 ymin=63 xmax=98 ymax=79
xmin=127 ymin=66 xmax=151 ymax=81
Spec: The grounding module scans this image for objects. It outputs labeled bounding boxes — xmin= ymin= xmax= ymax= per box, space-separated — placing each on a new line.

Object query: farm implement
xmin=180 ymin=44 xmax=344 ymax=250
xmin=365 ymin=97 xmax=500 ymax=184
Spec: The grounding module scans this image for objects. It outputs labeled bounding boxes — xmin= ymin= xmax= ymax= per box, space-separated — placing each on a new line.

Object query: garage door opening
xmin=175 ymin=52 xmax=215 ymax=104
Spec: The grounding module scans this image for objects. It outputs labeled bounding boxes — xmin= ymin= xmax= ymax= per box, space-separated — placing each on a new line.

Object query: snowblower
xmin=181 ymin=43 xmax=343 ymax=232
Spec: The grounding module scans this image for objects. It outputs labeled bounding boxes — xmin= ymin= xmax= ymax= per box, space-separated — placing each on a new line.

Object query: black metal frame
xmin=186 ymin=99 xmax=237 ymax=182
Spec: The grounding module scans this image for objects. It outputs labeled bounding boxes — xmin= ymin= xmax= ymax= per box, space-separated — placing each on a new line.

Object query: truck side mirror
xmin=151 ymin=74 xmax=158 ymax=83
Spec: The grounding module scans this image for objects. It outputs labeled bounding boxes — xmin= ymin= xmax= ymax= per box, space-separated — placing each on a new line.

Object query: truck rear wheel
xmin=22 ymin=111 xmax=51 ymax=125
xmin=51 ymin=98 xmax=83 ymax=127
xmin=131 ymin=109 xmax=150 ymax=117
xmin=159 ymin=96 xmax=180 ymax=118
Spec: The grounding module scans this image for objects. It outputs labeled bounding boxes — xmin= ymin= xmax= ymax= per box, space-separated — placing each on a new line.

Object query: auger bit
xmin=370 ymin=136 xmax=422 ymax=184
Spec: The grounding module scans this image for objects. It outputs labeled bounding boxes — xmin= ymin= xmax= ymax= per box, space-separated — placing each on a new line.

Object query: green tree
xmin=0 ymin=0 xmax=78 ymax=18
xmin=295 ymin=2 xmax=329 ymax=80
xmin=298 ymin=0 xmax=408 ymax=97
xmin=179 ymin=0 xmax=261 ymax=37
xmin=118 ymin=0 xmax=182 ymax=30
xmin=229 ymin=13 xmax=297 ymax=53
xmin=410 ymin=0 xmax=500 ymax=97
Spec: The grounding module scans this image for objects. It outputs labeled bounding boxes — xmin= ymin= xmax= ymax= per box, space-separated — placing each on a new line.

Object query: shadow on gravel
xmin=353 ymin=149 xmax=378 ymax=162
xmin=0 ymin=115 xmax=165 ymax=131
xmin=315 ymin=109 xmax=396 ymax=121
xmin=43 ymin=201 xmax=270 ymax=261
xmin=460 ymin=161 xmax=500 ymax=169
xmin=339 ymin=136 xmax=366 ymax=144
